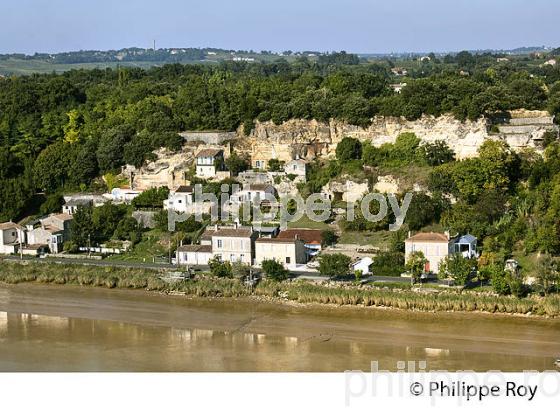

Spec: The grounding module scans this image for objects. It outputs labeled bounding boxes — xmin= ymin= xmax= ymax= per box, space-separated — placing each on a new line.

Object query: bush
xmin=370 ymin=251 xmax=405 ymax=276
xmin=261 ymin=259 xmax=289 ymax=281
xmin=336 ymin=137 xmax=362 ymax=161
xmin=318 ymin=253 xmax=351 ymax=277
xmin=208 ymin=257 xmax=233 ymax=278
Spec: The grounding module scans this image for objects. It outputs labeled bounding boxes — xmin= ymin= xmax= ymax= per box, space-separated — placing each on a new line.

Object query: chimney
xmin=408 ymin=231 xmax=412 ymax=238
xmin=444 ymin=230 xmax=450 ymax=240
xmin=214 ymin=224 xmax=218 ymax=232
xmin=295 ymin=234 xmax=299 ymax=241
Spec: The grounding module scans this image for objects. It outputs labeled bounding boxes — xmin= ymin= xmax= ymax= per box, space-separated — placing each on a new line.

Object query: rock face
xmin=244 ymin=110 xmax=558 ymax=162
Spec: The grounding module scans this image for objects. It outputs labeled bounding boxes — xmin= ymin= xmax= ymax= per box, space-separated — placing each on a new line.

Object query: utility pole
xmin=153 ymin=39 xmax=156 ymax=51
xmin=88 ymin=234 xmax=91 ymax=258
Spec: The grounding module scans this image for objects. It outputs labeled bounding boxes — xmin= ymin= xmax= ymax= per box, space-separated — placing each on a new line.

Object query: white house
xmin=284 ymin=159 xmax=307 ymax=182
xmin=210 ymin=226 xmax=257 ymax=265
xmin=404 ymin=231 xmax=479 ymax=274
xmin=276 ymin=229 xmax=323 ymax=259
xmin=164 ymin=185 xmax=193 ymax=213
xmin=230 ymin=184 xmax=277 ymax=204
xmin=27 ymin=213 xmax=73 ymax=254
xmin=352 ymin=257 xmax=373 ymax=275
xmin=106 ymin=188 xmax=141 ymax=203
xmin=404 ymin=232 xmax=454 ymax=274
xmin=176 ymin=244 xmax=212 ymax=266
xmin=195 ymin=148 xmax=225 ymax=179
xmin=255 ymin=237 xmax=306 ymax=268
xmin=62 ymin=198 xmax=92 ymax=215
xmin=0 ymin=222 xmax=25 ymax=255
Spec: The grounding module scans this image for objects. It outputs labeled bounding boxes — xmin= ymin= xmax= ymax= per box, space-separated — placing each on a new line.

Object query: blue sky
xmin=1 ymin=0 xmax=558 ymax=54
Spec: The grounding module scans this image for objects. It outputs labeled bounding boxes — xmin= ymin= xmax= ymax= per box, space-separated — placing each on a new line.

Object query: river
xmin=0 ymin=284 xmax=558 ymax=371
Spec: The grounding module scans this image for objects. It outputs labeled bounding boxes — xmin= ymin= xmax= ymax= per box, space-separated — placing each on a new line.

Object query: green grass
xmin=338 ymin=229 xmax=392 ymax=248
xmin=288 ymin=214 xmax=332 ymax=230
xmin=2 ymin=261 xmax=559 ymax=316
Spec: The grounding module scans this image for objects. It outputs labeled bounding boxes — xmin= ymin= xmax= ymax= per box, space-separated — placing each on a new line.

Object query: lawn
xmin=287 ymin=214 xmax=333 ymax=230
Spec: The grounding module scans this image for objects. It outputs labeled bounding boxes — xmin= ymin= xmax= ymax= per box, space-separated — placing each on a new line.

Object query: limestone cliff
xmin=244 ymin=110 xmax=558 ymax=162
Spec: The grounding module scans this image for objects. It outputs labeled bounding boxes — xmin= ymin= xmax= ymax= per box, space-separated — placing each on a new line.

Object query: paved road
xmin=2 ymin=256 xmax=423 ymax=284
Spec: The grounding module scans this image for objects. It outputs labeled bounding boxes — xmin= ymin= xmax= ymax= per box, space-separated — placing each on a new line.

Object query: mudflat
xmin=0 ymin=283 xmax=558 ymax=371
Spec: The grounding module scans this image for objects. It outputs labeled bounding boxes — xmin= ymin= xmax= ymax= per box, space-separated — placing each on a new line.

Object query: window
xmin=286 ymin=257 xmax=291 ymax=264
xmin=240 ymin=254 xmax=244 ymax=262
xmin=217 ymin=239 xmax=223 ymax=248
xmin=230 ymin=254 xmax=235 ymax=262
xmin=178 ymin=200 xmax=182 ymax=204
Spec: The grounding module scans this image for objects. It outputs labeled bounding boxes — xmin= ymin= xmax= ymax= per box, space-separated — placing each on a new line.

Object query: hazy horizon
xmin=1 ymin=0 xmax=559 ymax=55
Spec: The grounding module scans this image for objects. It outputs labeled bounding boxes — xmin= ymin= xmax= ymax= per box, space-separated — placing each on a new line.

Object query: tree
xmin=420 ymin=140 xmax=455 ymax=166
xmin=71 ymin=206 xmax=94 ymax=247
xmin=318 ymin=253 xmax=351 ymax=277
xmin=208 ymin=257 xmax=232 ymax=278
xmin=225 ymin=153 xmax=249 ymax=176
xmin=261 ymin=259 xmax=289 ymax=281
xmin=40 ymin=193 xmax=64 ymax=215
xmin=131 ymin=187 xmax=169 ymax=209
xmin=371 ymin=251 xmax=405 ymax=276
xmin=96 ymin=125 xmax=134 ymax=173
xmin=438 ymin=254 xmax=477 ymax=286
xmin=335 ymin=137 xmax=362 ymax=161
xmin=321 ymin=229 xmax=337 ymax=246
xmin=231 ymin=261 xmax=251 ymax=280
xmin=405 ymin=251 xmax=427 ymax=283
xmin=267 ymin=158 xmax=284 ymax=172
xmin=113 ymin=216 xmax=141 ymax=242
xmin=92 ymin=203 xmax=126 ymax=241
xmin=535 ymin=254 xmax=560 ymax=295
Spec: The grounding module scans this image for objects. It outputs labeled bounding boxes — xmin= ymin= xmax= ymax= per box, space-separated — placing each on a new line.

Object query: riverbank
xmin=1 ymin=283 xmax=559 ymax=371
xmin=1 ymin=260 xmax=559 ymax=317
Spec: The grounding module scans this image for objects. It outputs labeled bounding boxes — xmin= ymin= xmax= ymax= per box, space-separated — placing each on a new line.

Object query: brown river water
xmin=0 ymin=284 xmax=558 ymax=371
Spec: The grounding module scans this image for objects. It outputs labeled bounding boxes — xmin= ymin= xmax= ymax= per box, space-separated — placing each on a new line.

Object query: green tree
xmin=39 ymin=193 xmax=65 ymax=215
xmin=71 ymin=206 xmax=94 ymax=247
xmin=208 ymin=257 xmax=233 ymax=278
xmin=405 ymin=251 xmax=427 ymax=283
xmin=335 ymin=137 xmax=362 ymax=161
xmin=321 ymin=229 xmax=337 ymax=246
xmin=438 ymin=254 xmax=477 ymax=286
xmin=261 ymin=259 xmax=289 ymax=281
xmin=318 ymin=253 xmax=351 ymax=277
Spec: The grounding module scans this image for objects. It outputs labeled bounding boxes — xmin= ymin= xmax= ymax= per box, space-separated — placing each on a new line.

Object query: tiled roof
xmin=0 ymin=221 xmax=23 ymax=230
xmin=177 ymin=244 xmax=212 ymax=253
xmin=196 ymin=148 xmax=222 ymax=158
xmin=405 ymin=232 xmax=449 ymax=243
xmin=277 ymin=229 xmax=323 ymax=245
xmin=256 ymin=237 xmax=299 ymax=244
xmin=51 ymin=213 xmax=74 ymax=221
xmin=175 ymin=185 xmax=194 ymax=193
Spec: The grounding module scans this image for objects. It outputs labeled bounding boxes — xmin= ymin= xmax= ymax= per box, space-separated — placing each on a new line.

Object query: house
xmin=284 ymin=158 xmax=307 ymax=182
xmin=0 ymin=222 xmax=25 ymax=255
xmin=543 ymin=59 xmax=557 ymax=67
xmin=252 ymin=224 xmax=280 ymax=238
xmin=164 ymin=185 xmax=193 ymax=213
xmin=62 ymin=198 xmax=92 ymax=215
xmin=176 ymin=244 xmax=212 ymax=266
xmin=321 ymin=178 xmax=369 ymax=203
xmin=106 ymin=188 xmax=141 ymax=203
xmin=277 ymin=229 xmax=323 ymax=259
xmin=207 ymin=225 xmax=257 ymax=265
xmin=230 ymin=184 xmax=277 ymax=204
xmin=195 ymin=148 xmax=225 ymax=178
xmin=391 ymin=67 xmax=408 ymax=76
xmin=352 ymin=257 xmax=373 ymax=274
xmin=27 ymin=213 xmax=73 ymax=254
xmin=389 ymin=83 xmax=407 ymax=93
xmin=255 ymin=237 xmax=306 ymax=268
xmin=453 ymin=234 xmax=478 ymax=259
xmin=404 ymin=231 xmax=454 ymax=274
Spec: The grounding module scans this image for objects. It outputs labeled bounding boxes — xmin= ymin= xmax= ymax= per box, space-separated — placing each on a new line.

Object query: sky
xmin=1 ymin=0 xmax=559 ymax=54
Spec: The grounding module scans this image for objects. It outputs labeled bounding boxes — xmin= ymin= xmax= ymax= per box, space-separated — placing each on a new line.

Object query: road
xmin=2 ymin=255 xmax=419 ymax=284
